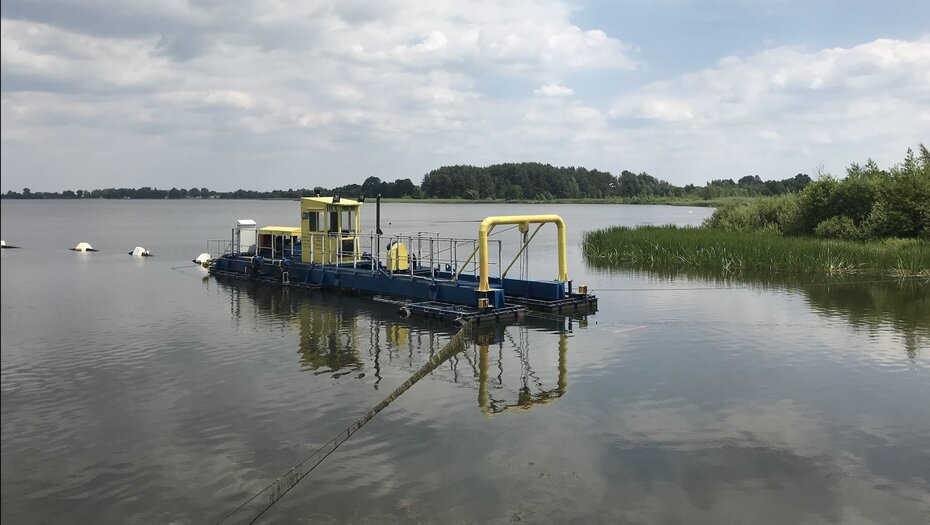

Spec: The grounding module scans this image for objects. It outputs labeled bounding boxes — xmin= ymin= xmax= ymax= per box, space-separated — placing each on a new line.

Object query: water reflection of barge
xmin=213 ymin=278 xmax=584 ymax=414
xmin=213 ymin=279 xmax=590 ymax=522
xmin=206 ymin=196 xmax=596 ymax=323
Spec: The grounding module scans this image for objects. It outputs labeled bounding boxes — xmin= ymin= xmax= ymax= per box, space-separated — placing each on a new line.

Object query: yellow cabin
xmin=300 ymin=197 xmax=361 ymax=264
xmin=258 ymin=226 xmax=302 ymax=260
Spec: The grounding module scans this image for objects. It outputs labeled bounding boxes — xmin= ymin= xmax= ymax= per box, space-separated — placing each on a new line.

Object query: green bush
xmin=795 ymin=177 xmax=840 ymax=233
xmin=707 ymin=145 xmax=929 ymax=240
xmin=814 ymin=216 xmax=862 ymax=240
xmin=864 ymin=156 xmax=930 ymax=239
xmin=704 ymin=194 xmax=800 ymax=234
xmin=830 ymin=175 xmax=877 ymax=225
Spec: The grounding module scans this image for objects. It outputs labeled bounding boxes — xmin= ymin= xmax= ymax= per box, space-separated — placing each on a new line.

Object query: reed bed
xmin=582 ymin=226 xmax=930 ymax=279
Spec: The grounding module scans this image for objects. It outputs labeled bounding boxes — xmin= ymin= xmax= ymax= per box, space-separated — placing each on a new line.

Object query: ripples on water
xmin=2 ymin=200 xmax=928 ymax=523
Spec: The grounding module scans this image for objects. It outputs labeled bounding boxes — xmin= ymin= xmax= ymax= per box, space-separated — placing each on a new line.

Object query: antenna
xmin=376 ymin=194 xmax=383 ymax=235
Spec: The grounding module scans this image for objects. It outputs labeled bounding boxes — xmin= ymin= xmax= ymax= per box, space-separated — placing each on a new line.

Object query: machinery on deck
xmin=206 ymin=195 xmax=596 ymax=323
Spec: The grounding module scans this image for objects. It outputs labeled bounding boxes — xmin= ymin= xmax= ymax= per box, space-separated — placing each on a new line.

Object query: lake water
xmin=2 ymin=200 xmax=928 ymax=524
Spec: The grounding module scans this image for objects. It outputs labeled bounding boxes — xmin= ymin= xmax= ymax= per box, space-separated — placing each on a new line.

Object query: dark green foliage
xmin=692 ymin=173 xmax=811 ymax=199
xmin=616 ymin=170 xmax=678 ymax=197
xmin=704 ymin=194 xmax=800 ymax=234
xmin=358 ymin=176 xmax=418 ymax=198
xmin=418 ymin=163 xmax=808 ymax=200
xmin=814 ymin=216 xmax=863 ymax=241
xmin=1 ymin=178 xmax=422 ymax=200
xmin=865 ymin=148 xmax=930 ymax=239
xmin=795 ymin=177 xmax=839 ymax=233
xmin=3 ymin=162 xmax=811 ymax=201
xmin=707 ymin=145 xmax=930 ymax=240
xmin=794 ymin=175 xmax=876 ymax=233
xmin=420 ymin=163 xmax=617 ymax=199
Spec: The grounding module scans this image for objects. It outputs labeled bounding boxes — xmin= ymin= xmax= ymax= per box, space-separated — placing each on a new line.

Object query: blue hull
xmin=210 ymin=255 xmax=569 ymax=309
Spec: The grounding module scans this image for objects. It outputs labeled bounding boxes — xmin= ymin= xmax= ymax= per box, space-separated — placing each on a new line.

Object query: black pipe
xmin=376 ymin=194 xmax=383 ymax=235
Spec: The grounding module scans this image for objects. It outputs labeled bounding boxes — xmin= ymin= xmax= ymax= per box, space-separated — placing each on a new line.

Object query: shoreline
xmin=1 ymin=196 xmax=759 ymax=207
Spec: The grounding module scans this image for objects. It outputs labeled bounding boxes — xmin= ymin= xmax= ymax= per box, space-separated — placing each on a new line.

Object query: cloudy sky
xmin=2 ymin=0 xmax=928 ymax=192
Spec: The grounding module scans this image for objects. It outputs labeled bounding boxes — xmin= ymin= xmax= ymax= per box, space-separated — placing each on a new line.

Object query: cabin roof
xmin=300 ymin=196 xmax=360 ymax=207
xmin=259 ymin=226 xmax=301 ymax=235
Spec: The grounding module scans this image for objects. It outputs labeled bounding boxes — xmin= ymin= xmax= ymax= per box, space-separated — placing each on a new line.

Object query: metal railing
xmin=207 ymin=239 xmax=235 ymax=259
xmin=209 ymin=231 xmax=506 ymax=282
xmin=308 ymin=231 xmax=505 ymax=283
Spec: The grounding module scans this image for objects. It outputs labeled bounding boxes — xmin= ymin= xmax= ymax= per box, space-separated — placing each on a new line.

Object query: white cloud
xmin=613 ymin=38 xmax=930 ymax=125
xmin=759 ymin=129 xmax=779 ymax=140
xmin=610 ymin=97 xmax=694 ymax=121
xmin=1 ymin=1 xmax=928 ymax=191
xmin=1 ymin=1 xmax=638 ymax=190
xmin=606 ymin=36 xmax=930 ymax=182
xmin=1 ymin=18 xmax=170 ymax=88
xmin=204 ymin=90 xmax=254 ymax=109
xmin=311 ymin=1 xmax=636 ymax=72
xmin=534 ymin=83 xmax=574 ymax=97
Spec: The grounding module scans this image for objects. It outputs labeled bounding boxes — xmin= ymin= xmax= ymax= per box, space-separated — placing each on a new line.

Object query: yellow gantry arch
xmin=477 ymin=214 xmax=568 ymax=292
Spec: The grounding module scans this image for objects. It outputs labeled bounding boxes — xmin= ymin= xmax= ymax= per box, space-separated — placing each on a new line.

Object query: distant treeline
xmin=2 ymin=164 xmax=811 ymax=200
xmin=421 ymin=163 xmax=811 ymax=200
xmin=0 ymin=179 xmax=418 ymax=200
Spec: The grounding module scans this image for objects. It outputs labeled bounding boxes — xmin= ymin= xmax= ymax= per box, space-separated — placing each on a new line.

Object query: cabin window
xmin=329 ymin=211 xmax=339 ymax=232
xmin=340 ymin=209 xmax=355 ymax=233
xmin=303 ymin=211 xmax=321 ymax=231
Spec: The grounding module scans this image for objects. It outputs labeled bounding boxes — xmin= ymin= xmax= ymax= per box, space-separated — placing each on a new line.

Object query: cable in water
xmin=215 ymin=324 xmax=472 ymax=525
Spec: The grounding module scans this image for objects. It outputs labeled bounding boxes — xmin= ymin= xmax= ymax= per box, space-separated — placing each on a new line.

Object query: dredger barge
xmin=206 ymin=196 xmax=596 ymax=323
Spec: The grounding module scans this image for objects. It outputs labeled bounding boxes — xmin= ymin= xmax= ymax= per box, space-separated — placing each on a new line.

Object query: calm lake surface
xmin=2 ymin=200 xmax=928 ymax=524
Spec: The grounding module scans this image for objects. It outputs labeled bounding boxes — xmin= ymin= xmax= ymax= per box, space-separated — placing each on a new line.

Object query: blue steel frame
xmin=210 ymin=255 xmax=568 ymax=308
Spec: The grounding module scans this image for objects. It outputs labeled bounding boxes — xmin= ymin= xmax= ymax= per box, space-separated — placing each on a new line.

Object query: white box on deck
xmin=235 ymin=219 xmax=258 ymax=255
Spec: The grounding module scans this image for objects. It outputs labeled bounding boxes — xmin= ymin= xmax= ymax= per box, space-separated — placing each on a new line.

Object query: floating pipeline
xmin=70 ymin=242 xmax=98 ymax=252
xmin=215 ymin=323 xmax=474 ymax=524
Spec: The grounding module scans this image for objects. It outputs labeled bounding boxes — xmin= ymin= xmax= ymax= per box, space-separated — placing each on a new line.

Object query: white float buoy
xmin=71 ymin=242 xmax=97 ymax=252
xmin=129 ymin=246 xmax=151 ymax=257
xmin=194 ymin=252 xmax=212 ymax=266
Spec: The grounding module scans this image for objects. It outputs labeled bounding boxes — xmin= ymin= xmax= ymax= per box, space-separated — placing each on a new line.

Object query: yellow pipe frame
xmin=477 ymin=215 xmax=567 ymax=292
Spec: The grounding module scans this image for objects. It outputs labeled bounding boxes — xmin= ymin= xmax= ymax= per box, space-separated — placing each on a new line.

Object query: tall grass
xmin=582 ymin=225 xmax=930 ymax=279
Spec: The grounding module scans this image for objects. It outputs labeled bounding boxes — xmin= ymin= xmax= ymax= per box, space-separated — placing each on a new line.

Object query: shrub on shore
xmin=705 ymin=145 xmax=930 ymax=240
xmin=583 ymin=145 xmax=930 ymax=278
xmin=704 ymin=194 xmax=800 ymax=234
xmin=814 ymin=216 xmax=863 ymax=241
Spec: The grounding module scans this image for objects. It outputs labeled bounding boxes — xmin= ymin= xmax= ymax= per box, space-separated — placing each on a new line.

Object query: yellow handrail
xmin=477 ymin=215 xmax=567 ymax=292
